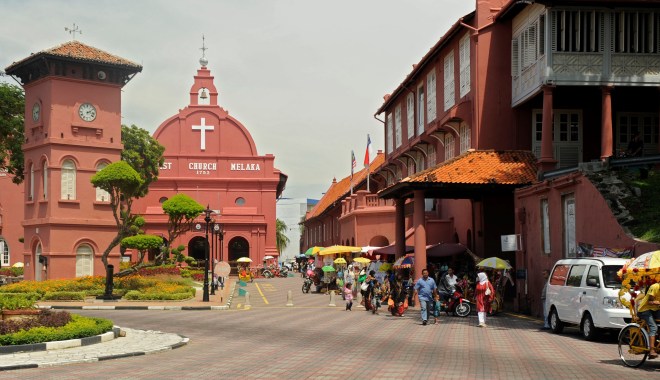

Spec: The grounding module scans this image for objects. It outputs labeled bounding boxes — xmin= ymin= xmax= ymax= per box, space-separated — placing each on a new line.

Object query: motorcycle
xmin=302 ymin=275 xmax=312 ymax=293
xmin=278 ymin=267 xmax=289 ymax=277
xmin=262 ymin=268 xmax=274 ymax=278
xmin=441 ymin=284 xmax=472 ymax=317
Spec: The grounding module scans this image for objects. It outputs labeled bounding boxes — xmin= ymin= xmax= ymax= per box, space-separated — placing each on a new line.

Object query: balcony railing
xmin=341 ymin=192 xmax=394 ymax=216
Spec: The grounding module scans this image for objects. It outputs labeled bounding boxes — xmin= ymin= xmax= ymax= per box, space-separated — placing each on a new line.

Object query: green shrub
xmin=42 ymin=291 xmax=86 ymax=301
xmin=0 ymin=314 xmax=113 ymax=346
xmin=123 ymin=290 xmax=193 ymax=300
xmin=0 ymin=293 xmax=39 ymax=310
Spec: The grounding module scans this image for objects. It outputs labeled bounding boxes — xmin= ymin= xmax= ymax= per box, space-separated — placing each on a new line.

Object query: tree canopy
xmin=276 ymin=218 xmax=290 ymax=255
xmin=0 ymin=83 xmax=25 ymax=184
xmin=160 ymin=193 xmax=204 ymax=264
xmin=121 ymin=124 xmax=165 ymax=197
xmin=121 ymin=234 xmax=164 ymax=265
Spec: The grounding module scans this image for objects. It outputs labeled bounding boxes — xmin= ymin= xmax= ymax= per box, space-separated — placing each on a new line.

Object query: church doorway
xmin=188 ymin=236 xmax=208 ymax=263
xmin=228 ymin=237 xmax=249 ymax=261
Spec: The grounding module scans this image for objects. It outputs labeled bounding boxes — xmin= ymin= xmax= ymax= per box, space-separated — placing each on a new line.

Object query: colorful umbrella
xmin=304 ymin=246 xmax=323 ymax=256
xmin=236 ymin=257 xmax=253 ymax=263
xmin=621 ymin=250 xmax=660 ymax=274
xmin=379 ymin=262 xmax=392 ymax=271
xmin=476 ymin=257 xmax=512 ymax=270
xmin=263 ymin=255 xmax=275 ymax=260
xmin=393 ymin=254 xmax=414 ymax=269
xmin=322 ymin=265 xmax=336 ymax=272
xmin=353 ymin=257 xmax=371 ymax=264
xmin=318 ymin=245 xmax=362 ymax=256
xmin=334 ymin=258 xmax=347 ymax=265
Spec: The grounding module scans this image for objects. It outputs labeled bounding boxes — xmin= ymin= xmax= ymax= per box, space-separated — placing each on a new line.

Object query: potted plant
xmin=0 ymin=294 xmax=41 ymax=321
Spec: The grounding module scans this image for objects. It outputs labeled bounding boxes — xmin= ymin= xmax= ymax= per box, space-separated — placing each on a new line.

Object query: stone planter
xmin=1 ymin=309 xmax=42 ymax=322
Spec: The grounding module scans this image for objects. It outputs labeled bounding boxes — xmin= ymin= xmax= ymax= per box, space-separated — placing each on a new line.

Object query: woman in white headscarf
xmin=475 ymin=271 xmax=495 ymax=327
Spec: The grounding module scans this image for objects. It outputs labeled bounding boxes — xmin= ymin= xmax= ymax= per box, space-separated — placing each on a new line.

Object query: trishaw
xmin=238 ymin=265 xmax=253 ymax=283
xmin=616 ymin=251 xmax=660 ymax=368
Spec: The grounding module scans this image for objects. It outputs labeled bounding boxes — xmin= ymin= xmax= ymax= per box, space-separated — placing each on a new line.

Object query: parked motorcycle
xmin=302 ymin=275 xmax=312 ymax=293
xmin=262 ymin=268 xmax=274 ymax=278
xmin=278 ymin=267 xmax=289 ymax=277
xmin=442 ymin=284 xmax=472 ymax=317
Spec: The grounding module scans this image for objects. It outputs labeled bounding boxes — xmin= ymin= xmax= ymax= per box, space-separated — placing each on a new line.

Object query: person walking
xmin=541 ymin=269 xmax=551 ymax=330
xmin=475 ymin=271 xmax=495 ymax=327
xmin=413 ymin=269 xmax=437 ymax=326
xmin=344 ymin=282 xmax=354 ymax=311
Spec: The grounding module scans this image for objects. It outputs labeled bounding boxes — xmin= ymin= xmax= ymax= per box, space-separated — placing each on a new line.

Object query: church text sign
xmin=230 ymin=163 xmax=261 ymax=171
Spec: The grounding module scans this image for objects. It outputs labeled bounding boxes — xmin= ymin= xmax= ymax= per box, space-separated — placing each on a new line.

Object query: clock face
xmin=78 ymin=103 xmax=97 ymax=122
xmin=32 ymin=102 xmax=40 ymax=122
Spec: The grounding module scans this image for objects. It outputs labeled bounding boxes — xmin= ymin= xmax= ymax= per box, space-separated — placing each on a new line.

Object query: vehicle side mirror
xmin=586 ymin=278 xmax=599 ymax=287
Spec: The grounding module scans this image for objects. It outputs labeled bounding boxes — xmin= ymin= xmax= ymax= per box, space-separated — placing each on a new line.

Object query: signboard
xmin=215 ymin=261 xmax=231 ymax=277
xmin=501 ymin=234 xmax=521 ymax=252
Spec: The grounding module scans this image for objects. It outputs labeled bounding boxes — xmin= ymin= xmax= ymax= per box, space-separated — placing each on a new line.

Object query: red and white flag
xmin=364 ymin=134 xmax=373 ymax=167
xmin=351 ymin=150 xmax=356 ymax=179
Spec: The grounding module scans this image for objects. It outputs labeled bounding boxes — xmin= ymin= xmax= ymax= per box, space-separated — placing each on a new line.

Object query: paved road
xmin=2 ymin=276 xmax=659 ymax=379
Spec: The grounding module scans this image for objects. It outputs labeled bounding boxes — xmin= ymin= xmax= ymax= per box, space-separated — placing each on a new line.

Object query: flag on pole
xmin=351 ymin=150 xmax=356 ymax=179
xmin=364 ymin=134 xmax=373 ymax=167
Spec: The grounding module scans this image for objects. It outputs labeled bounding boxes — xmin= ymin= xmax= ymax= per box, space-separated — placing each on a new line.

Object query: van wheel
xmin=581 ymin=314 xmax=599 ymax=340
xmin=549 ymin=308 xmax=564 ymax=334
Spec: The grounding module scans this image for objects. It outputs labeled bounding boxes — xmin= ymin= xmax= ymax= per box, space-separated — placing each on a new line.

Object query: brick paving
xmin=2 ymin=275 xmax=659 ymax=379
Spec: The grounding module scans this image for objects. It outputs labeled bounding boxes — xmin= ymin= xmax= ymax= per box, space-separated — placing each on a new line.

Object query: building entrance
xmin=228 ymin=237 xmax=249 ymax=261
xmin=188 ymin=236 xmax=207 ymax=262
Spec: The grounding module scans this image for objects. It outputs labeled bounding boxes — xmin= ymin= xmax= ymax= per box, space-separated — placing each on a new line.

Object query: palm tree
xmin=276 ymin=219 xmax=290 ymax=255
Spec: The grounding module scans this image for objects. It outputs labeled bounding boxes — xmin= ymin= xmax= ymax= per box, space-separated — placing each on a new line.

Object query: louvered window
xmin=386 ymin=113 xmax=394 ymax=154
xmin=395 ymin=105 xmax=402 ymax=147
xmin=407 ymin=93 xmax=415 ymax=139
xmin=417 ymin=85 xmax=425 ymax=135
xmin=42 ymin=161 xmax=48 ymax=200
xmin=553 ymin=10 xmax=604 ymax=52
xmin=426 ymin=70 xmax=437 ymax=122
xmin=75 ymin=244 xmax=94 ymax=277
xmin=459 ymin=33 xmax=471 ymax=97
xmin=460 ymin=124 xmax=471 ymax=153
xmin=28 ymin=163 xmax=34 ymax=201
xmin=61 ymin=159 xmax=76 ymax=200
xmin=614 ymin=11 xmax=660 ymax=53
xmin=443 ymin=51 xmax=455 ymax=111
xmin=96 ymin=162 xmax=111 ymax=202
xmin=0 ymin=239 xmax=8 ymax=266
xmin=512 ymin=39 xmax=520 ymax=77
xmin=428 ymin=145 xmax=437 ymax=168
xmin=444 ymin=134 xmax=455 ymax=160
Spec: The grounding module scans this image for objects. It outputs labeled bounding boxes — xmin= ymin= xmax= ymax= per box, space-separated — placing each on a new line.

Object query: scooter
xmin=442 ymin=284 xmax=472 ymax=317
xmin=302 ymin=275 xmax=313 ymax=293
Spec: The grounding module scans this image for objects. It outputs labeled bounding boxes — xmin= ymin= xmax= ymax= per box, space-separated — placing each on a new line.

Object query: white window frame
xmin=0 ymin=239 xmax=8 ymax=266
xmin=459 ymin=33 xmax=471 ymax=98
xmin=426 ymin=70 xmax=437 ymax=122
xmin=42 ymin=160 xmax=48 ymax=200
xmin=417 ymin=85 xmax=425 ymax=135
xmin=75 ymin=244 xmax=94 ymax=277
xmin=407 ymin=93 xmax=415 ymax=139
xmin=386 ymin=113 xmax=394 ymax=154
xmin=443 ymin=50 xmax=455 ymax=111
xmin=29 ymin=163 xmax=34 ymax=201
xmin=541 ymin=199 xmax=551 ymax=254
xmin=61 ymin=159 xmax=77 ymax=200
xmin=428 ymin=145 xmax=437 ymax=168
xmin=444 ymin=134 xmax=455 ymax=160
xmin=95 ymin=162 xmax=111 ymax=202
xmin=459 ymin=124 xmax=471 ymax=153
xmin=395 ymin=105 xmax=402 ymax=148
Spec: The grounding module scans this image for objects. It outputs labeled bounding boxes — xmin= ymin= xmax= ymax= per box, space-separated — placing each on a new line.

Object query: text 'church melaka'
xmin=1 ymin=40 xmax=287 ymax=280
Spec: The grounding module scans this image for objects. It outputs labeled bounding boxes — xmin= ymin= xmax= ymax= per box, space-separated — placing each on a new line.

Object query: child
xmin=344 ymin=282 xmax=353 ymax=311
xmin=433 ymin=293 xmax=442 ymax=324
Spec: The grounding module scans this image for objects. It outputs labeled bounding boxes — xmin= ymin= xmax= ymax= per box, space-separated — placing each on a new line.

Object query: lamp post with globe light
xmin=203 ymin=205 xmax=213 ymax=302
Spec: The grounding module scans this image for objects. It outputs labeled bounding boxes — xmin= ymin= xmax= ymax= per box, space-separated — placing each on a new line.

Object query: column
xmin=538 ymin=85 xmax=557 ymax=172
xmin=413 ymin=190 xmax=427 ymax=280
xmin=395 ymin=198 xmax=405 ymax=260
xmin=601 ymin=86 xmax=614 ymax=160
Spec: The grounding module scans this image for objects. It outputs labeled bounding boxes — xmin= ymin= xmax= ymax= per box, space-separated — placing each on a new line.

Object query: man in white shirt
xmin=439 ymin=267 xmax=458 ymax=301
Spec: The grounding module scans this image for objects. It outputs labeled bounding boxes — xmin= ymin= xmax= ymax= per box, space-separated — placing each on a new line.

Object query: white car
xmin=545 ymin=257 xmax=630 ymax=340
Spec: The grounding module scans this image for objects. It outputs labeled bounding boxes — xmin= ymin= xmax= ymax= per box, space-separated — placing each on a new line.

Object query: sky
xmin=1 ymin=0 xmax=475 ymax=200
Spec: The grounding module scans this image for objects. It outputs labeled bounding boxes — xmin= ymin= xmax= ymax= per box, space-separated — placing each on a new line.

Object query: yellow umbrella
xmin=236 ymin=257 xmax=253 ymax=263
xmin=353 ymin=257 xmax=371 ymax=264
xmin=334 ymin=258 xmax=347 ymax=265
xmin=318 ymin=245 xmax=362 ymax=256
xmin=304 ymin=246 xmax=323 ymax=256
xmin=476 ymin=257 xmax=511 ymax=270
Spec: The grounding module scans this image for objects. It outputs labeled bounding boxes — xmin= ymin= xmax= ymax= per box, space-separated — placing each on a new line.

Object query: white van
xmin=545 ymin=257 xmax=630 ymax=340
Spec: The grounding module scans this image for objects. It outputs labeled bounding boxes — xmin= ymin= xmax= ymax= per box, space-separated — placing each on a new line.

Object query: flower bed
xmin=0 ymin=313 xmax=113 ymax=346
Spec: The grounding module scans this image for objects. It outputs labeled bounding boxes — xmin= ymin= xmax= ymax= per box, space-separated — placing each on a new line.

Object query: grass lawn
xmin=618 ymin=168 xmax=660 ymax=243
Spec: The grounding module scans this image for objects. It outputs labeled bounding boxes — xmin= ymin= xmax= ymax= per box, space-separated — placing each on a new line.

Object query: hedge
xmin=42 ymin=291 xmax=86 ymax=301
xmin=124 ymin=290 xmax=194 ymax=301
xmin=0 ymin=314 xmax=114 ymax=346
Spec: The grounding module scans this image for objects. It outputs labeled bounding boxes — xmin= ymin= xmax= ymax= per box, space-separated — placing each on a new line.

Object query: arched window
xmin=95 ymin=162 xmax=110 ymax=201
xmin=0 ymin=238 xmax=8 ymax=267
xmin=29 ymin=163 xmax=34 ymax=201
xmin=61 ymin=159 xmax=76 ymax=200
xmin=42 ymin=160 xmax=48 ymax=200
xmin=444 ymin=134 xmax=455 ymax=161
xmin=75 ymin=244 xmax=94 ymax=277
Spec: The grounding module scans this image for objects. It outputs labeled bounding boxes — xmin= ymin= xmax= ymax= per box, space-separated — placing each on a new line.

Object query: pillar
xmin=538 ymin=85 xmax=557 ymax=172
xmin=413 ymin=190 xmax=427 ymax=280
xmin=601 ymin=86 xmax=614 ymax=160
xmin=395 ymin=198 xmax=405 ymax=259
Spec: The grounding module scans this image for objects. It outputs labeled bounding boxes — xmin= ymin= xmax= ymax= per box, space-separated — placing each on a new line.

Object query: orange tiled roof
xmin=5 ymin=41 xmax=141 ymax=72
xmin=307 ymin=152 xmax=385 ymax=220
xmin=403 ymin=150 xmax=537 ymax=185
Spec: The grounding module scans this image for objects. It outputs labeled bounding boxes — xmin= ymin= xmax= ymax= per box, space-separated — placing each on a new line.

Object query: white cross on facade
xmin=192 ymin=118 xmax=214 ymax=151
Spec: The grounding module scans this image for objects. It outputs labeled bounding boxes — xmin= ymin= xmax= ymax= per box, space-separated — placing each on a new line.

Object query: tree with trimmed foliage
xmin=161 ymin=193 xmax=204 ymax=264
xmin=121 ymin=124 xmax=165 ymax=197
xmin=91 ymin=161 xmax=143 ymax=271
xmin=276 ymin=218 xmax=290 ymax=255
xmin=0 ymin=82 xmax=25 ymax=184
xmin=120 ymin=235 xmax=164 ymax=266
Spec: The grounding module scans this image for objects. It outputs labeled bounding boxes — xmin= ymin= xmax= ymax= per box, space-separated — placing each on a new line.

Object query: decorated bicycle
xmin=617 ymin=250 xmax=660 ymax=367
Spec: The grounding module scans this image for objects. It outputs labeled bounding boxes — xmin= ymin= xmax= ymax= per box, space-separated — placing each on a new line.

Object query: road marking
xmin=261 ymin=283 xmax=275 ymax=292
xmin=503 ymin=312 xmax=541 ymax=323
xmin=254 ymin=283 xmax=269 ymax=304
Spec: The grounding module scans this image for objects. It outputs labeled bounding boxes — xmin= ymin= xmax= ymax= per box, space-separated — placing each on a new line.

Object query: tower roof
xmin=5 ymin=41 xmax=142 ymax=73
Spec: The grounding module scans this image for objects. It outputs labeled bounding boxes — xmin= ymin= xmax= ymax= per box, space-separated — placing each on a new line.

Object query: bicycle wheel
xmin=618 ymin=325 xmax=649 ymax=368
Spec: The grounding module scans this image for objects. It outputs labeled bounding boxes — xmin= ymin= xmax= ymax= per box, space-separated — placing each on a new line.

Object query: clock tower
xmin=5 ymin=41 xmax=142 ymax=280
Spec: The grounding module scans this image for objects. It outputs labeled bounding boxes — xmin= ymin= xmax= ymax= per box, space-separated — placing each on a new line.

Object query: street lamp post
xmin=211 ymin=222 xmax=221 ymax=295
xmin=203 ymin=205 xmax=212 ymax=302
